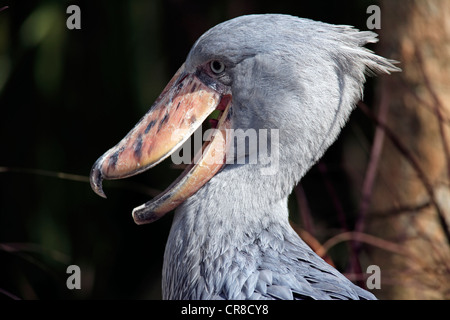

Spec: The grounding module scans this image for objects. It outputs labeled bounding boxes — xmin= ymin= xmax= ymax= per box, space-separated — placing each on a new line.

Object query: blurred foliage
xmin=0 ymin=0 xmax=380 ymax=299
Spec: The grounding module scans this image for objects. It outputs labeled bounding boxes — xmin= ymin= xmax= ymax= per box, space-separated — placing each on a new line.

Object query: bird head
xmin=90 ymin=14 xmax=399 ymax=224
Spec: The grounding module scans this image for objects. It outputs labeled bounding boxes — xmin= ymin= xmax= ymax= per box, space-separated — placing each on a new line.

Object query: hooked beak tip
xmin=132 ymin=205 xmax=160 ymax=225
xmin=90 ymin=161 xmax=107 ymax=199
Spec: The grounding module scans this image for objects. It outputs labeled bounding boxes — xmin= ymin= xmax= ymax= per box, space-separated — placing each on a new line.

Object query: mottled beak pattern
xmin=90 ymin=63 xmax=232 ymax=224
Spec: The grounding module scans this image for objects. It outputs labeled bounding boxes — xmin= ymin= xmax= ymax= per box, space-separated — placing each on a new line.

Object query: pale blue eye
xmin=210 ymin=60 xmax=225 ymax=74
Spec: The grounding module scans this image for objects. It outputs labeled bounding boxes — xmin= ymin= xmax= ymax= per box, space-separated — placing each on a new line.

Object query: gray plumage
xmin=161 ymin=14 xmax=399 ymax=300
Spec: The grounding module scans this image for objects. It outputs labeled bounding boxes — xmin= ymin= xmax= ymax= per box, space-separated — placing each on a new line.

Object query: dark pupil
xmin=212 ymin=61 xmax=222 ymax=72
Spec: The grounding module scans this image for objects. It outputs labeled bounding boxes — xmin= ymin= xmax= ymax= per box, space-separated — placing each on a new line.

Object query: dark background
xmin=0 ymin=0 xmax=381 ymax=299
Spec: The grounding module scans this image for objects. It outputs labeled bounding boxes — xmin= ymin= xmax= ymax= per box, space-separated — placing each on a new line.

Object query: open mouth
xmin=90 ymin=63 xmax=232 ymax=224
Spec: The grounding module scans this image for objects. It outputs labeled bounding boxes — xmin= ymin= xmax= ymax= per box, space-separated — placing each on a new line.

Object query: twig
xmin=317 ymin=162 xmax=349 ymax=231
xmin=355 ymin=83 xmax=390 ymax=235
xmin=358 ymin=102 xmax=450 ymax=246
xmin=0 ymin=288 xmax=20 ymax=300
xmin=0 ymin=242 xmax=71 ymax=265
xmin=317 ymin=231 xmax=410 ymax=258
xmin=294 ymin=184 xmax=315 ymax=236
xmin=0 ymin=166 xmax=162 ymax=197
xmin=368 ymin=200 xmax=431 ymax=217
xmin=290 ymin=223 xmax=335 ymax=267
xmin=317 ymin=162 xmax=363 ymax=284
xmin=0 ymin=166 xmax=89 ymax=183
xmin=414 ymin=47 xmax=450 ymax=185
xmin=400 ymin=79 xmax=450 ymax=127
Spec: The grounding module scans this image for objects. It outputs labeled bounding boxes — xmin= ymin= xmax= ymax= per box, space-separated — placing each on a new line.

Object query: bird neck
xmin=162 ymin=164 xmax=298 ymax=299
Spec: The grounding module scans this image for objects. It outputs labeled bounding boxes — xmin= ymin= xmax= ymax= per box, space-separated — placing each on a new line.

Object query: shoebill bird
xmin=90 ymin=14 xmax=399 ymax=300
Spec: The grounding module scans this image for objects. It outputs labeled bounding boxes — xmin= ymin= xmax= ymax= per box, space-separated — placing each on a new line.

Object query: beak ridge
xmin=90 ymin=64 xmax=233 ymax=223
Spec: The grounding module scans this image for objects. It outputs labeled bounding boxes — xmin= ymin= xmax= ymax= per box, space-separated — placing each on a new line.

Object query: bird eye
xmin=210 ymin=60 xmax=225 ymax=74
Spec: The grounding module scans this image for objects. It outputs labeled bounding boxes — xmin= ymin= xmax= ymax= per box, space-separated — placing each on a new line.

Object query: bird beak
xmin=90 ymin=63 xmax=232 ymax=224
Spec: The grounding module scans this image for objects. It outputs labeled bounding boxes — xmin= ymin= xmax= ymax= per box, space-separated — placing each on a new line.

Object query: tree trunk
xmin=367 ymin=0 xmax=450 ymax=299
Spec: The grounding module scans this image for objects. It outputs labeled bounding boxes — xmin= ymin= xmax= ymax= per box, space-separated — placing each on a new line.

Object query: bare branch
xmin=358 ymin=102 xmax=450 ymax=245
xmin=355 ymin=82 xmax=391 ymax=235
xmin=317 ymin=162 xmax=363 ymax=282
xmin=317 ymin=231 xmax=410 ymax=258
xmin=0 ymin=166 xmax=162 ymax=197
xmin=414 ymin=47 xmax=450 ymax=184
xmin=294 ymin=184 xmax=315 ymax=236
